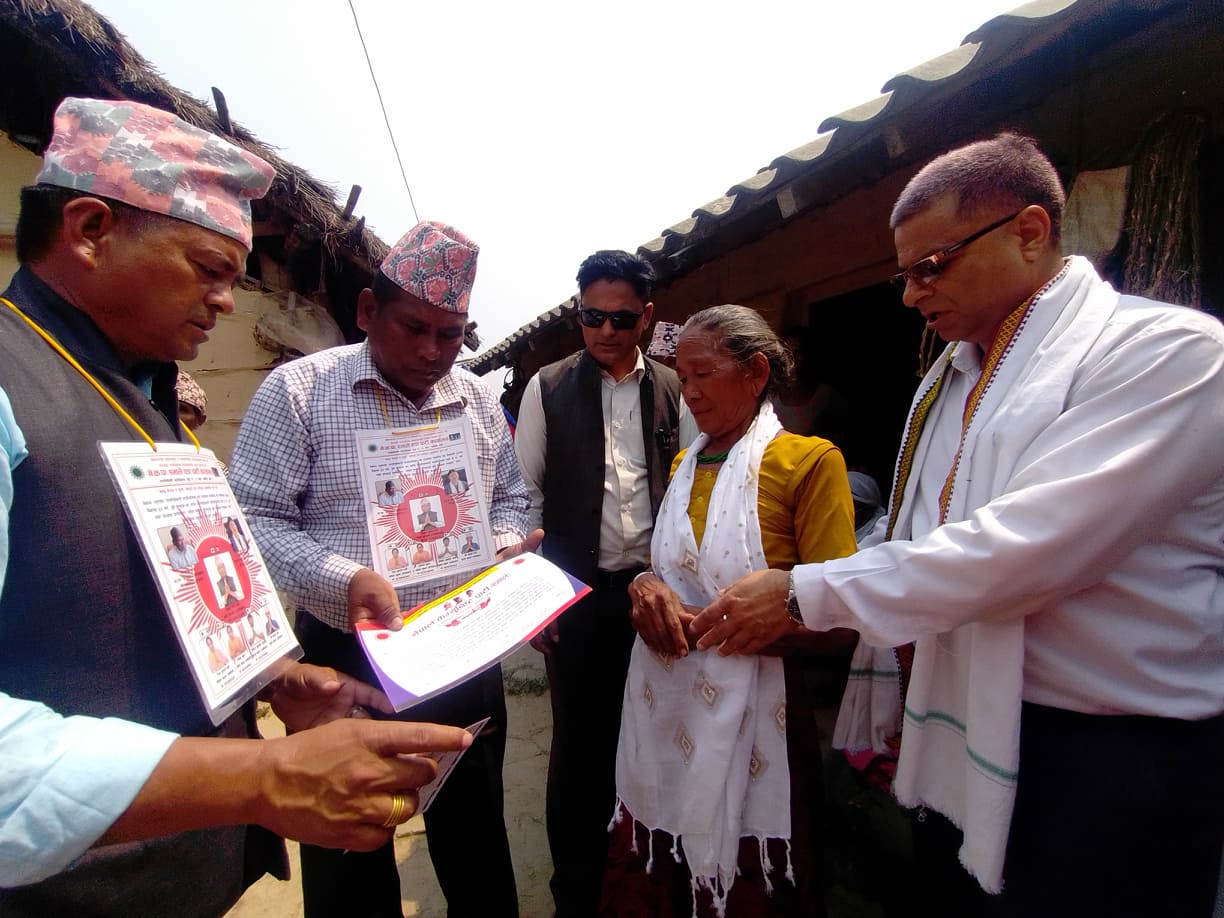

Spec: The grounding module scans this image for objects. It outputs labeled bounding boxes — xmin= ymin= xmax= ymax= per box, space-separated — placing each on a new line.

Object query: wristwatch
xmin=785 ymin=571 xmax=803 ymax=625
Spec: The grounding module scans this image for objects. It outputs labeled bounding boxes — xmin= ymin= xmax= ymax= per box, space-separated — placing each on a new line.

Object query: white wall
xmin=0 ymin=138 xmax=37 ymax=283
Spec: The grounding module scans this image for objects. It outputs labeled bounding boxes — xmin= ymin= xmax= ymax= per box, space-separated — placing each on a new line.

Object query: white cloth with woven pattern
xmin=614 ymin=403 xmax=790 ymax=915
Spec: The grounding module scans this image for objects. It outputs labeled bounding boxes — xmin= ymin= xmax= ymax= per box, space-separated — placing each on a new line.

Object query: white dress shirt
xmin=795 ymin=291 xmax=1224 ymax=719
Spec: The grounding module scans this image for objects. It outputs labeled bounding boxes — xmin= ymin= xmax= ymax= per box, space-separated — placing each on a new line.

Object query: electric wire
xmin=347 ymin=0 xmax=420 ymax=224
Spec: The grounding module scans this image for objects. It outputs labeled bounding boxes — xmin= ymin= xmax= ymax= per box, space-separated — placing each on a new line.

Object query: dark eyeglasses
xmin=577 ymin=307 xmax=645 ymax=330
xmin=891 ymin=210 xmax=1024 ymax=292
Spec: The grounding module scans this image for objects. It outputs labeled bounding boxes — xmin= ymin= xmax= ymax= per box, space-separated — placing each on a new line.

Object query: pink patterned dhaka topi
xmin=36 ymin=97 xmax=274 ymax=250
xmin=380 ymin=221 xmax=480 ymax=314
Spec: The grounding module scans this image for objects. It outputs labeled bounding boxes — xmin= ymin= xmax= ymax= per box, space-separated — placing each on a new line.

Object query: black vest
xmin=0 ymin=268 xmax=284 ymax=916
xmin=537 ymin=350 xmax=682 ymax=584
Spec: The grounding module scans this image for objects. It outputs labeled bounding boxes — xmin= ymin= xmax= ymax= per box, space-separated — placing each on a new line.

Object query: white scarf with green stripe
xmin=888 ymin=257 xmax=1115 ymax=893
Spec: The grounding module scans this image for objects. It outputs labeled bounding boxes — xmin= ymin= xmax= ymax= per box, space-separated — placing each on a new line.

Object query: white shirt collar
xmin=596 ymin=348 xmax=646 ymax=384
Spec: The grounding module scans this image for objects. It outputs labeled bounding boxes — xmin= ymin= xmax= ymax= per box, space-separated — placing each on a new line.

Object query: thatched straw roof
xmin=0 ymin=0 xmax=388 ymax=268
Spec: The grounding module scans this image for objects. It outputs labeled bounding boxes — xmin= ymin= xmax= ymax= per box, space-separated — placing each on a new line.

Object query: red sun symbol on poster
xmin=168 ymin=507 xmax=273 ymax=631
xmin=193 ymin=535 xmax=253 ymax=623
xmin=373 ymin=466 xmax=481 ymax=553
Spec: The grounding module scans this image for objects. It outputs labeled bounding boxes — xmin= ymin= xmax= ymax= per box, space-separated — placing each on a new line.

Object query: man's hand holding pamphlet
xmin=356 ymin=552 xmax=589 ymax=711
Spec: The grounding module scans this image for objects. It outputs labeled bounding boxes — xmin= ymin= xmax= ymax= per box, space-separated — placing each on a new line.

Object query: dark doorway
xmin=802 ymin=283 xmax=928 ymax=495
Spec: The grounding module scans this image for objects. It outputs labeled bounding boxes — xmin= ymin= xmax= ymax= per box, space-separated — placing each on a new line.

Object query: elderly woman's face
xmin=676 ymin=329 xmax=769 ymax=447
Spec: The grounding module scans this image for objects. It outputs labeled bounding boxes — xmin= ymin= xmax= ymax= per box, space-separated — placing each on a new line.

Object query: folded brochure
xmin=357 ymin=552 xmax=590 ymax=711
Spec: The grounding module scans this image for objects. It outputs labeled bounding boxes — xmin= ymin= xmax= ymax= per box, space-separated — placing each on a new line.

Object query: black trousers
xmin=912 ymin=702 xmax=1224 ymax=918
xmin=294 ymin=613 xmax=518 ymax=918
xmin=544 ymin=571 xmax=640 ymax=918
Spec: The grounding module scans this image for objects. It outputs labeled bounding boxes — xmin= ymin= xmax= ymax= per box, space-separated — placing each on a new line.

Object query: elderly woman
xmin=602 ymin=306 xmax=857 ymax=917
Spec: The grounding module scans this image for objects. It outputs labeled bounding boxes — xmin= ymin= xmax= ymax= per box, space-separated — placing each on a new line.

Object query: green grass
xmin=503 ymin=667 xmax=549 ymax=696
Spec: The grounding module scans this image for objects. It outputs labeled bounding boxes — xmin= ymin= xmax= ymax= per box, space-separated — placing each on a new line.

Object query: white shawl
xmin=614 ymin=403 xmax=790 ymax=915
xmin=833 ymin=515 xmax=903 ymax=760
xmin=832 ymin=641 xmax=902 ymax=759
xmin=886 ymin=257 xmax=1117 ymax=892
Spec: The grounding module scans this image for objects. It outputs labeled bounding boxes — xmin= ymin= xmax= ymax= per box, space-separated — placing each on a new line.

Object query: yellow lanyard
xmin=1 ymin=296 xmax=200 ymax=451
xmin=374 ymin=387 xmax=441 ymax=434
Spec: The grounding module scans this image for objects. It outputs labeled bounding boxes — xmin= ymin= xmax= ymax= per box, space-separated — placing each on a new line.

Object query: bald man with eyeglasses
xmin=514 ymin=249 xmax=697 ymax=917
xmin=695 ymin=132 xmax=1224 ymax=917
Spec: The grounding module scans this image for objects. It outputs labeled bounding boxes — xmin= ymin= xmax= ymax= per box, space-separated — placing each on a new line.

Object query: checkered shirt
xmin=229 ymin=342 xmax=529 ymax=632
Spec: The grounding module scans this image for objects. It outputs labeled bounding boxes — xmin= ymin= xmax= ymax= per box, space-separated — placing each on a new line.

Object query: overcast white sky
xmin=86 ymin=0 xmax=1025 ymax=358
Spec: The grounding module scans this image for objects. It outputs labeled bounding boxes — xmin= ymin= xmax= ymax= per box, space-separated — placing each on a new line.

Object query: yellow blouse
xmin=676 ymin=432 xmax=857 ymax=567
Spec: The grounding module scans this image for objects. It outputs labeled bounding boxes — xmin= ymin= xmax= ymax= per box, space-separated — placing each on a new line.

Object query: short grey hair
xmin=890 ymin=132 xmax=1065 ymax=242
xmin=681 ymin=305 xmax=794 ymax=403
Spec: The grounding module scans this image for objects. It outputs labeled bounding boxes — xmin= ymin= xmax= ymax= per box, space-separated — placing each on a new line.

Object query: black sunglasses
xmin=577 ymin=307 xmax=645 ymax=330
xmin=891 ymin=210 xmax=1024 ymax=292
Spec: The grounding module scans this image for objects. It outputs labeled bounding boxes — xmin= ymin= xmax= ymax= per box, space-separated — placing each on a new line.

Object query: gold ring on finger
xmin=381 ymin=793 xmax=409 ymax=829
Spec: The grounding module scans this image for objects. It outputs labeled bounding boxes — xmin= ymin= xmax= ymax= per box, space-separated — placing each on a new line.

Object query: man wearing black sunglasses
xmin=695 ymin=132 xmax=1224 ymax=917
xmin=515 ymin=249 xmax=697 ymax=916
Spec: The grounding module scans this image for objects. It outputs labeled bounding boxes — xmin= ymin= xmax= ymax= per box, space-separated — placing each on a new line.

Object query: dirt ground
xmin=224 ymin=647 xmax=900 ymax=918
xmin=223 ymin=639 xmax=1224 ymax=918
xmin=226 ymin=646 xmax=555 ymax=918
